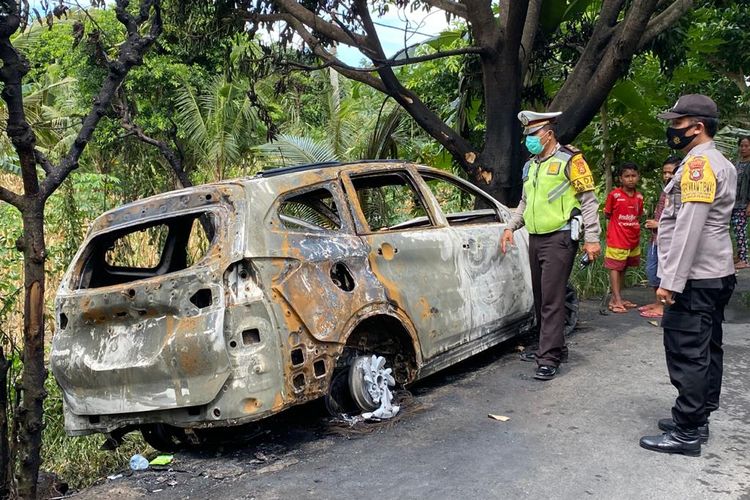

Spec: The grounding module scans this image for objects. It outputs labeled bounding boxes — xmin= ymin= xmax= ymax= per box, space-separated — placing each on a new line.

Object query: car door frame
xmin=339 ymin=165 xmax=474 ymax=361
xmin=415 ymin=167 xmax=534 ymax=337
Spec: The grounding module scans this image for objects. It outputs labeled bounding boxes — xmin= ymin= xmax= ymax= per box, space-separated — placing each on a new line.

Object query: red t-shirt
xmin=604 ymin=187 xmax=644 ymax=250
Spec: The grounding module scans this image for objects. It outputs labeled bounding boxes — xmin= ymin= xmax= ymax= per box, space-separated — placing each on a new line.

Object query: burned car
xmin=51 ymin=161 xmax=534 ymax=450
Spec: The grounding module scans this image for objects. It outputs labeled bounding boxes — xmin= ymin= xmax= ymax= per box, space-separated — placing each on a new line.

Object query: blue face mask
xmin=525 ymin=134 xmax=545 ymax=155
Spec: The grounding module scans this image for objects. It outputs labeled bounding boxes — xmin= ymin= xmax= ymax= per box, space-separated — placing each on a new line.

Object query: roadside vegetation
xmin=0 ymin=0 xmax=748 ymax=494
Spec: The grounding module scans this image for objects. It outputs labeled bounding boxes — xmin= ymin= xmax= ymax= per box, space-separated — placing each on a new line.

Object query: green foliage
xmin=42 ymin=375 xmax=154 ymax=490
xmin=255 ymin=134 xmax=339 ymax=167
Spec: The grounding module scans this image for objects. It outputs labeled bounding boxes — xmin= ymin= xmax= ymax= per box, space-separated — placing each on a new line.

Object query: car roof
xmin=255 ymin=159 xmax=412 ymax=178
xmin=85 ymin=160 xmax=479 ymax=235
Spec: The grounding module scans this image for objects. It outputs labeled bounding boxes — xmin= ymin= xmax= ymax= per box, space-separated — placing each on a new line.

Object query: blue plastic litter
xmin=129 ymin=454 xmax=149 ymax=471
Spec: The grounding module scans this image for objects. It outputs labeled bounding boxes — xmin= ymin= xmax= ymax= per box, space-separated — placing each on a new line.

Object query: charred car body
xmin=51 ymin=161 xmax=534 ymax=449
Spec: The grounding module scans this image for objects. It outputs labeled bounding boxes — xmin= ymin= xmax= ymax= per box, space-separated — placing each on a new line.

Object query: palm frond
xmin=366 ymin=103 xmax=406 ymax=159
xmin=254 ymin=134 xmax=339 ymax=168
xmin=174 ymin=78 xmax=210 ymax=156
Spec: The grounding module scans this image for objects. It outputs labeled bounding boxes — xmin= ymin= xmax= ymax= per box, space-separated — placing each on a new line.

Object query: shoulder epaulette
xmin=553 ymin=148 xmax=574 ymax=164
xmin=522 ymin=159 xmax=532 ymax=179
xmin=560 ymin=144 xmax=581 ymax=155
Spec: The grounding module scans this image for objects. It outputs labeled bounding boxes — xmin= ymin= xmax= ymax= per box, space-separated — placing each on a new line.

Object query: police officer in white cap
xmin=639 ymin=94 xmax=736 ymax=456
xmin=501 ymin=110 xmax=601 ymax=380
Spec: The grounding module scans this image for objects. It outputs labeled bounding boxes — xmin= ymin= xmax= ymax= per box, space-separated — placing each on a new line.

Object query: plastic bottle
xmin=129 ymin=454 xmax=149 ymax=471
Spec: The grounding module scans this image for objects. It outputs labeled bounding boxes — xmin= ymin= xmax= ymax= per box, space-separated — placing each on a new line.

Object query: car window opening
xmin=77 ymin=212 xmax=216 ymax=289
xmin=351 ymin=173 xmax=433 ymax=231
xmin=422 ymin=174 xmax=501 ymax=225
xmin=278 ymin=187 xmax=342 ymax=232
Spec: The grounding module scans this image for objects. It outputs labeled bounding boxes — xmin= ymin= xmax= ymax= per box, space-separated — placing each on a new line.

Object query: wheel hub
xmin=348 ymin=354 xmax=400 ymax=419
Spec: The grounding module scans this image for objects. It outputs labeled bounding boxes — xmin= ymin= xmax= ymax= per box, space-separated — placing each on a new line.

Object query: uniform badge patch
xmin=569 ymin=154 xmax=595 ymax=193
xmin=680 ymin=156 xmax=716 ymax=203
xmin=688 ymin=158 xmax=704 ymax=181
xmin=547 ymin=162 xmax=561 ymax=175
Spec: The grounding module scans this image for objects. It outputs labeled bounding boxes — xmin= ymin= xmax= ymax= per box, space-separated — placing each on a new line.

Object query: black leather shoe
xmin=534 ymin=365 xmax=558 ymax=380
xmin=520 ymin=351 xmax=569 ymax=363
xmin=639 ymin=430 xmax=701 ymax=456
xmin=519 ymin=351 xmax=536 ymax=362
xmin=657 ymin=418 xmax=709 ymax=444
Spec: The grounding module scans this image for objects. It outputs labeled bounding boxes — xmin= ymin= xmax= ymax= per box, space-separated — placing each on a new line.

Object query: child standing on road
xmin=639 ymin=157 xmax=679 ymax=318
xmin=604 ymin=163 xmax=644 ymax=313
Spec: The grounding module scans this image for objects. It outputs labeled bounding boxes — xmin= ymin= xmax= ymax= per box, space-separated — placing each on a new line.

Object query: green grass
xmin=570 ymin=239 xmax=649 ymax=300
xmin=42 ymin=376 xmax=156 ymax=490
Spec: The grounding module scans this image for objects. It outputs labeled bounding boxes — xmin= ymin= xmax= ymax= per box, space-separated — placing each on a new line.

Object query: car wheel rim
xmin=348 ymin=354 xmax=396 ymax=413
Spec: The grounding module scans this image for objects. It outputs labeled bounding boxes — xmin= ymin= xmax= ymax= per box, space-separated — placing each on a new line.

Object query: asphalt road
xmin=76 ymin=272 xmax=750 ymax=500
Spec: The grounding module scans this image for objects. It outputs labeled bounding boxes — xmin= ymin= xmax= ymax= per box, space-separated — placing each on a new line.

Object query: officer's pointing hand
xmin=582 ymin=241 xmax=601 ymax=261
xmin=501 ymin=228 xmax=514 ymax=254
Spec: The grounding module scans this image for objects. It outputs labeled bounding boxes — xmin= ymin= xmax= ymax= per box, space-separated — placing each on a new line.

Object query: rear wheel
xmin=325 ymin=353 xmax=399 ymax=416
xmin=348 ymin=354 xmax=397 ymax=414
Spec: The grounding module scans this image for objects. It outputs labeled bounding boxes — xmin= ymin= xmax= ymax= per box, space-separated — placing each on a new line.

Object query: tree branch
xmin=259 ymin=0 xmax=369 ymax=47
xmin=33 ymin=150 xmax=52 ymax=175
xmin=500 ymin=0 xmax=528 ymax=61
xmin=462 ymin=0 xmax=499 ymax=48
xmin=353 ymin=1 xmax=482 ymax=178
xmin=0 ymin=3 xmax=39 ymax=198
xmin=281 ymin=45 xmax=484 ymax=72
xmin=282 ymin=15 xmax=387 ymax=92
xmin=0 ymin=186 xmax=22 ymax=209
xmin=638 ymin=0 xmax=694 ymax=49
xmin=40 ymin=0 xmax=162 ymax=199
xmin=372 ymin=46 xmax=487 ymax=68
xmin=422 ymin=0 xmax=468 ymax=19
xmin=115 ymin=97 xmax=191 ymax=188
xmin=520 ymin=0 xmax=542 ymax=77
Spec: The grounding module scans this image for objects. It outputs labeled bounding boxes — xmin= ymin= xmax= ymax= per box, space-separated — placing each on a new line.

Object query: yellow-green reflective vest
xmin=522 ymin=148 xmax=581 ymax=235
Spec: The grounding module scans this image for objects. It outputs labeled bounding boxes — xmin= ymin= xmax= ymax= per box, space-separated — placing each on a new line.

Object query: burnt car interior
xmin=351 ymin=172 xmax=433 ymax=231
xmin=421 ymin=173 xmax=502 ymax=225
xmin=278 ymin=187 xmax=342 ymax=232
xmin=76 ymin=212 xmax=215 ymax=289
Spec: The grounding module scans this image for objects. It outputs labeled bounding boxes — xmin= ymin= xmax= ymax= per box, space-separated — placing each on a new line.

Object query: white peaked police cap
xmin=518 ymin=110 xmax=562 ymax=135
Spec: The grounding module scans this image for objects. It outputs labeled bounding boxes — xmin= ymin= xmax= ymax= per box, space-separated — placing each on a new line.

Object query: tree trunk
xmin=480 ymin=49 xmax=524 ymax=206
xmin=601 ymin=103 xmax=614 ymax=194
xmin=0 ymin=347 xmax=10 ymax=499
xmin=13 ymin=205 xmax=47 ymax=499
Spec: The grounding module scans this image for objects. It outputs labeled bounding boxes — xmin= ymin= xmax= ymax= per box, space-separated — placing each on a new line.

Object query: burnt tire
xmin=324 ymin=368 xmax=358 ymax=416
xmin=140 ymin=424 xmax=189 ymax=452
xmin=564 ymin=284 xmax=579 ymax=336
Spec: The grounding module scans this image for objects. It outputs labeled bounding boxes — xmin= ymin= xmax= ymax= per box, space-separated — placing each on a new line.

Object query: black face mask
xmin=666 ymin=125 xmax=697 ymax=150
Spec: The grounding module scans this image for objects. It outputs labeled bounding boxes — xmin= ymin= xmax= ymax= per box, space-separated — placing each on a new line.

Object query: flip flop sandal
xmin=640 ymin=309 xmax=663 ymax=319
xmin=608 ymin=304 xmax=628 ymax=313
xmin=622 ymin=301 xmax=638 ymax=309
xmin=638 ymin=304 xmax=655 ymax=312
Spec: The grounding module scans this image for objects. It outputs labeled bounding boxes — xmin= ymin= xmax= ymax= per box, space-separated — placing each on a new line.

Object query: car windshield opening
xmin=77 ymin=212 xmax=216 ymax=289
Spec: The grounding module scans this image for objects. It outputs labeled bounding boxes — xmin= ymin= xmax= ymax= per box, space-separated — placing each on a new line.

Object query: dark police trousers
xmin=528 ymin=230 xmax=577 ymax=367
xmin=662 ymin=275 xmax=736 ymax=429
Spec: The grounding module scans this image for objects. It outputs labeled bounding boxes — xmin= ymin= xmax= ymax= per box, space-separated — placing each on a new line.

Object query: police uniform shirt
xmin=657 ymin=140 xmax=737 ymax=293
xmin=508 ymin=146 xmax=601 ymax=243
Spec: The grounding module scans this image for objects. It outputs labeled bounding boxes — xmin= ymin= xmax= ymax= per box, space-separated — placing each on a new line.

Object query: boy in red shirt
xmin=604 ymin=163 xmax=644 ymax=313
